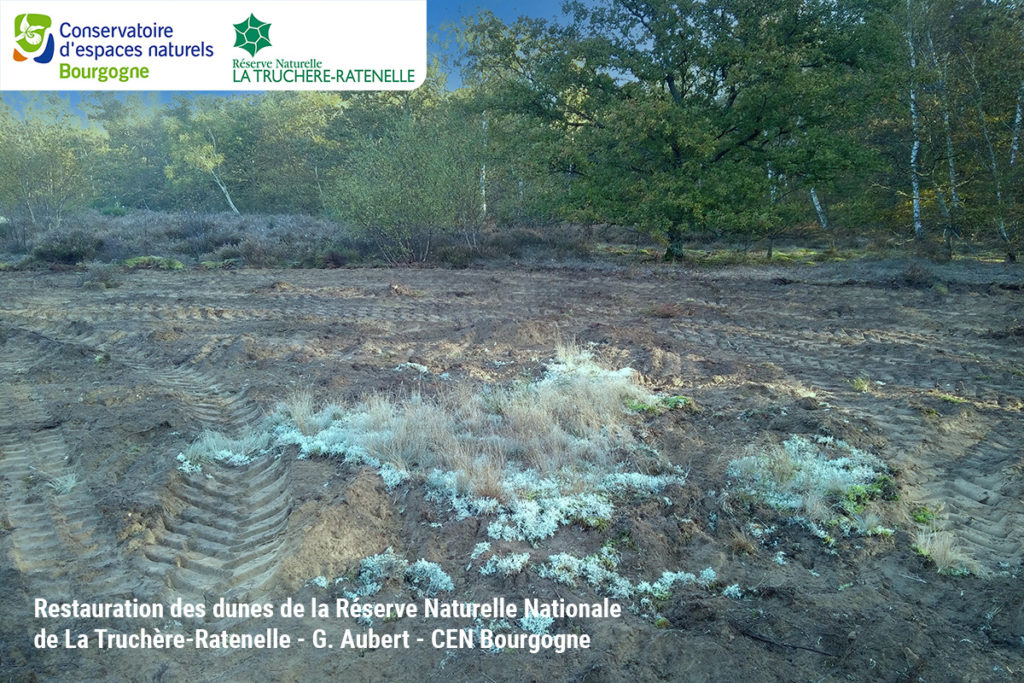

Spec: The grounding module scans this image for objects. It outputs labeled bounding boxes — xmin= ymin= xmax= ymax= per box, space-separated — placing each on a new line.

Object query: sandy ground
xmin=0 ymin=259 xmax=1022 ymax=681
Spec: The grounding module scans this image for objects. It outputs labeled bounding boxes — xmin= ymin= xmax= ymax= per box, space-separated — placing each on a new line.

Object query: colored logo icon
xmin=13 ymin=13 xmax=54 ymax=63
xmin=233 ymin=13 xmax=271 ymax=56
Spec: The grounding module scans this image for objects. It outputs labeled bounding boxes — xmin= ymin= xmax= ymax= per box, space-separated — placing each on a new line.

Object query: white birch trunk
xmin=907 ymin=0 xmax=924 ymax=239
xmin=480 ymin=111 xmax=488 ymax=221
xmin=210 ymin=168 xmax=240 ymax=215
xmin=810 ymin=187 xmax=829 ymax=230
xmin=1011 ymin=84 xmax=1023 ymax=167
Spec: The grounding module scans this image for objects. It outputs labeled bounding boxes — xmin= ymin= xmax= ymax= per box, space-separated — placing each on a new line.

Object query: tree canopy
xmin=0 ymin=0 xmax=1021 ymax=261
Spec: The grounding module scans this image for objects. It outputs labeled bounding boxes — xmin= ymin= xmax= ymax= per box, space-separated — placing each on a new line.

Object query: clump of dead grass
xmin=280 ymin=390 xmax=319 ymax=436
xmin=328 ymin=344 xmax=653 ymax=490
xmin=913 ymin=530 xmax=975 ymax=575
xmin=270 ymin=345 xmax=683 ymax=514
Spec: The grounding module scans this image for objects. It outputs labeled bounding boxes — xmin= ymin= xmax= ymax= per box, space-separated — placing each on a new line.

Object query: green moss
xmin=654 ymin=617 xmax=671 ymax=629
xmin=625 ymin=399 xmax=662 ymax=414
xmin=911 ymin=506 xmax=935 ymax=524
xmin=580 ymin=517 xmax=609 ymax=532
xmin=626 ymin=395 xmax=696 ymax=415
xmin=867 ymin=474 xmax=899 ymax=501
xmin=199 ymin=259 xmax=240 ymax=270
xmin=123 ymin=256 xmax=185 ymax=271
xmin=834 ymin=473 xmax=898 ymax=514
xmin=663 ymin=395 xmax=698 ymax=412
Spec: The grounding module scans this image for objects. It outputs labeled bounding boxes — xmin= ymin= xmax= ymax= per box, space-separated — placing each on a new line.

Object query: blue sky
xmin=428 ymin=0 xmax=564 ymax=31
xmin=428 ymin=1 xmax=568 ymax=86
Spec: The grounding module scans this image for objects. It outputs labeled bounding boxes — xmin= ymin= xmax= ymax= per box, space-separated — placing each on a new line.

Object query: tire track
xmin=0 ymin=313 xmax=293 ymax=599
xmin=659 ymin=284 xmax=1024 ymax=571
xmin=143 ymin=454 xmax=291 ymax=601
xmin=924 ymin=426 xmax=1024 ymax=566
xmin=0 ymin=378 xmax=119 ymax=600
xmin=2 ymin=266 xmax=1020 ymax=578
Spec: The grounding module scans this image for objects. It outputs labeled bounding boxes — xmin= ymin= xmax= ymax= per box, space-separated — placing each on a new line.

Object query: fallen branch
xmin=728 ymin=619 xmax=836 ymax=657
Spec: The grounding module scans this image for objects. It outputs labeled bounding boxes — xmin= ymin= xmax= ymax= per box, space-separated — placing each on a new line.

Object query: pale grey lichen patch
xmin=404 ymin=559 xmax=455 ymax=597
xmin=727 ymin=435 xmax=884 ymax=513
xmin=537 ymin=550 xmax=728 ymax=615
xmin=727 ymin=435 xmax=895 ymax=544
xmin=479 ymin=552 xmax=531 ymax=577
xmin=635 ymin=571 xmax=697 ymax=601
xmin=722 ymin=584 xmax=743 ymax=599
xmin=176 ymin=430 xmax=273 ymax=474
xmin=345 ymin=547 xmax=409 ymax=599
xmin=519 ymin=615 xmax=554 ymax=635
xmin=536 ymin=549 xmax=633 ymax=599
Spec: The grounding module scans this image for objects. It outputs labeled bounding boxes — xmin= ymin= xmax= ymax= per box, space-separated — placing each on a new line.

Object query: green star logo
xmin=233 ymin=13 xmax=271 ymax=56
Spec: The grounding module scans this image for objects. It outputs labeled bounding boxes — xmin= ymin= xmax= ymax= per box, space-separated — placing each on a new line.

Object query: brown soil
xmin=1 ymin=260 xmax=1022 ymax=681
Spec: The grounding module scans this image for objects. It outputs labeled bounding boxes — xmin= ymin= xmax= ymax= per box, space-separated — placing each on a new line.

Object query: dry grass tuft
xmin=281 ymin=390 xmax=318 ymax=436
xmin=728 ymin=529 xmax=758 ymax=557
xmin=913 ymin=530 xmax=975 ymax=575
xmin=349 ymin=393 xmax=456 ymax=471
xmin=272 ymin=344 xmax=670 ymax=499
xmin=335 ymin=345 xmax=652 ymax=478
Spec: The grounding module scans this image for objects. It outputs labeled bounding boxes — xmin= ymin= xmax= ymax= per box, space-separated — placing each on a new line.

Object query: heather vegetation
xmin=2 ymin=0 xmax=1023 ymax=266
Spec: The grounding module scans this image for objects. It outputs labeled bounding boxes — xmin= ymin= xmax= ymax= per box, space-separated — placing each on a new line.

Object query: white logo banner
xmin=0 ymin=0 xmax=426 ymax=90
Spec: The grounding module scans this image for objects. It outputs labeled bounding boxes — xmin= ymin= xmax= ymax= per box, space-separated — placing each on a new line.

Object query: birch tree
xmin=0 ymin=95 xmax=102 ymax=232
xmin=906 ymin=0 xmax=925 ymax=240
xmin=163 ymin=98 xmax=243 ymax=214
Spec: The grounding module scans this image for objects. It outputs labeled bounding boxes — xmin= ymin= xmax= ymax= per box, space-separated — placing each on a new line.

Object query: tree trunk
xmin=1011 ymin=83 xmax=1024 ymax=168
xmin=810 ymin=187 xmax=829 ymax=231
xmin=664 ymin=224 xmax=685 ymax=261
xmin=210 ymin=168 xmax=240 ymax=215
xmin=480 ymin=111 xmax=488 ymax=222
xmin=926 ymin=32 xmax=961 ymax=212
xmin=966 ymin=56 xmax=1016 ymax=262
xmin=906 ymin=0 xmax=924 ymax=240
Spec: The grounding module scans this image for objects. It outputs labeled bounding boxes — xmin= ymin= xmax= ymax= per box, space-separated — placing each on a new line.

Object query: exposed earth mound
xmin=1 ymin=260 xmax=1021 ymax=681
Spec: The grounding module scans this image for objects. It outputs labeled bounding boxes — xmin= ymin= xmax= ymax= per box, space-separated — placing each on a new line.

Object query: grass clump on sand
xmin=912 ymin=530 xmax=975 ymax=576
xmin=175 ymin=430 xmax=273 ymax=473
xmin=265 ymin=345 xmax=686 ymax=543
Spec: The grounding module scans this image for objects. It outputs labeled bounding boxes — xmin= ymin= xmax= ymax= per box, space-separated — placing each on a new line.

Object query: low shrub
xmin=31 ymin=230 xmax=102 ymax=264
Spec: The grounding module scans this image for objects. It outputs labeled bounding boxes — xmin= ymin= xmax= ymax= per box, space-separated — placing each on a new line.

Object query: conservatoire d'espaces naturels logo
xmin=233 ymin=13 xmax=270 ymax=56
xmin=13 ymin=13 xmax=55 ymax=63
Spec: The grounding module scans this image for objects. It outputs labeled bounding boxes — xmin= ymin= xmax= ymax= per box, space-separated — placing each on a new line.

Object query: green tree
xmin=83 ymin=93 xmax=169 ymax=211
xmin=462 ymin=1 xmax=894 ymax=258
xmin=0 ymin=94 xmax=103 ymax=233
xmin=333 ymin=71 xmax=485 ymax=262
xmin=251 ymin=92 xmax=347 ymax=214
